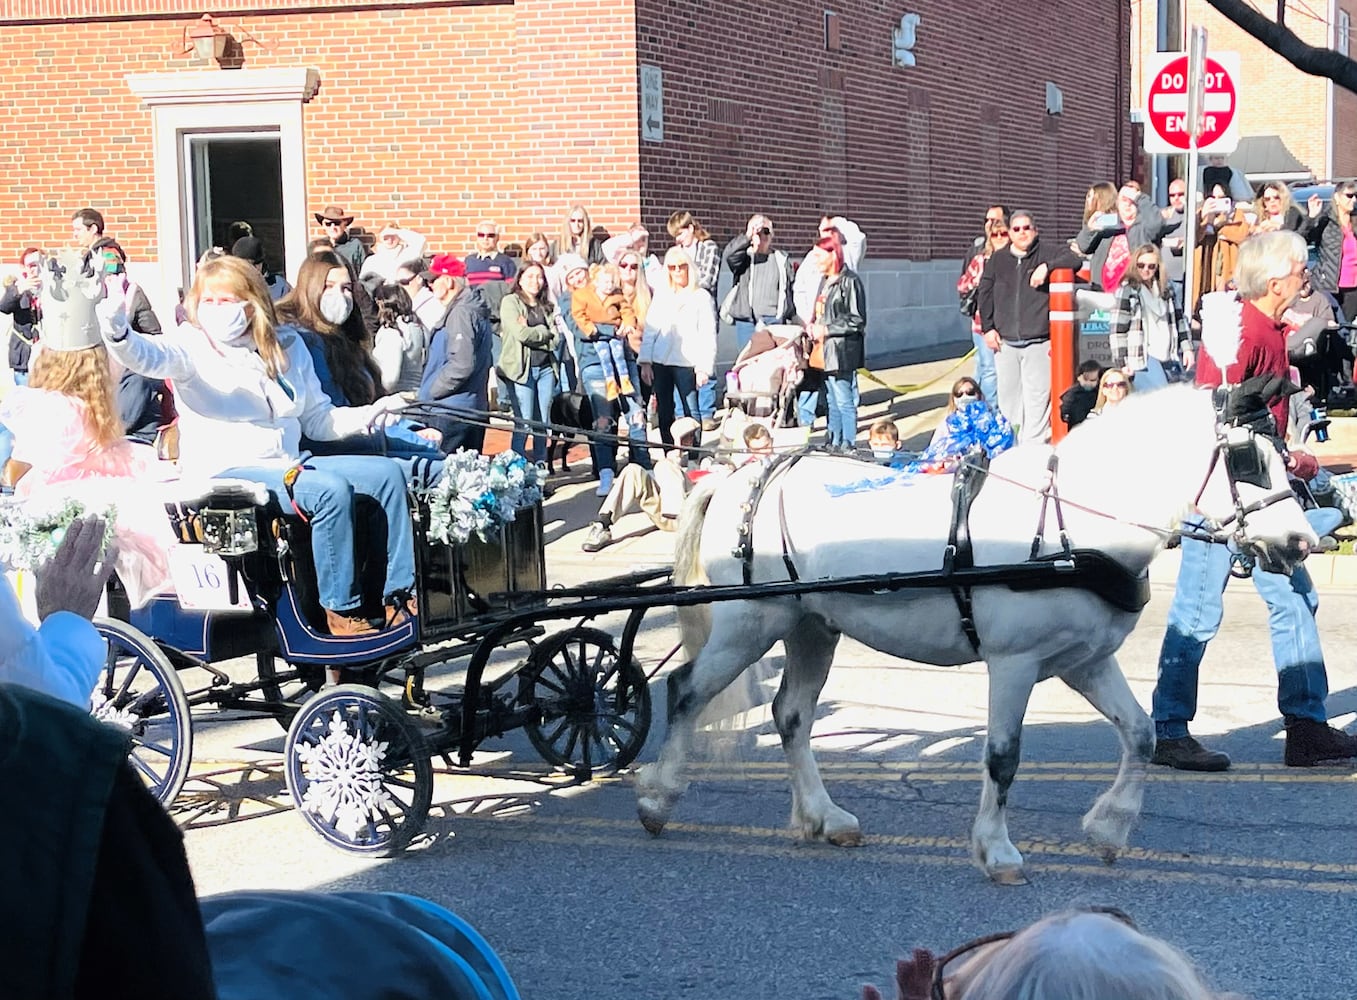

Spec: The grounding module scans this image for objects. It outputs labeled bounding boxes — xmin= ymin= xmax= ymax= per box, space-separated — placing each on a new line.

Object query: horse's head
xmin=1196 ymin=425 xmax=1316 ymax=575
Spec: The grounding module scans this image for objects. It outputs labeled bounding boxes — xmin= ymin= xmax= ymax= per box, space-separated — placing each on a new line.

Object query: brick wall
xmin=633 ymin=0 xmax=1132 ymax=261
xmin=0 ymin=0 xmax=643 ymax=264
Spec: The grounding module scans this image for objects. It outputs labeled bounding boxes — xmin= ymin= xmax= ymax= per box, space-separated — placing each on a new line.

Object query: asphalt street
xmin=172 ymin=357 xmax=1357 ymax=1000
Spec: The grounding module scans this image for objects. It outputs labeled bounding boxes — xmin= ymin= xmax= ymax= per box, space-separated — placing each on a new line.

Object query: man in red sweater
xmin=1152 ymin=230 xmax=1357 ymax=771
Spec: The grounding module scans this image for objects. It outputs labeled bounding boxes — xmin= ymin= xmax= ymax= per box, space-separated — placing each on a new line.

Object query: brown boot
xmin=324 ymin=608 xmax=378 ymax=637
xmin=1284 ymin=718 xmax=1357 ymax=767
xmin=384 ymin=595 xmax=418 ymax=629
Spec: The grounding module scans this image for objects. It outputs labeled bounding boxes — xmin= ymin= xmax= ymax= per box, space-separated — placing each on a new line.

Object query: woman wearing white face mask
xmin=277 ymin=252 xmax=444 ymax=479
xmin=100 ymin=256 xmax=416 ymax=637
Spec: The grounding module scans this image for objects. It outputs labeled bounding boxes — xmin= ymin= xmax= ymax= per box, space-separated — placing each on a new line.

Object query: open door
xmin=182 ymin=132 xmax=284 ymax=281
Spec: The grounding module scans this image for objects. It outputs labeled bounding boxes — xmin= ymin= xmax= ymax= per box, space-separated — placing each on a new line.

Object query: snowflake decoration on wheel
xmin=293 ymin=709 xmax=394 ymax=842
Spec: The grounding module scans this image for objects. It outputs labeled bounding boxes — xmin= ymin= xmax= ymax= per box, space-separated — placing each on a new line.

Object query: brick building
xmin=1131 ymin=0 xmax=1357 ymax=188
xmin=0 ymin=0 xmax=1131 ymax=360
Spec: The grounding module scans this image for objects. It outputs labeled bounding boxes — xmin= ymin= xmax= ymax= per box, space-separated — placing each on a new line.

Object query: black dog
xmin=547 ymin=391 xmax=598 ymax=476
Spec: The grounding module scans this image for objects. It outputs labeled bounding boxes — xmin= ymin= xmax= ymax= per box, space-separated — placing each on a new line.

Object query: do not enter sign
xmin=1142 ymin=51 xmax=1240 ymax=155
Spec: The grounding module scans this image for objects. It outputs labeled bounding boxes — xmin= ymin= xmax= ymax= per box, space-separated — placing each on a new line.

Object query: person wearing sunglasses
xmin=639 ymin=247 xmax=717 ymax=459
xmin=312 ymin=204 xmax=367 ymax=273
xmin=555 ymin=204 xmax=607 ymax=265
xmin=721 ymin=214 xmax=795 ymax=354
xmin=916 ymin=376 xmax=1013 ymax=472
xmin=1107 ymin=243 xmax=1192 ymax=390
xmin=957 ymin=205 xmax=1009 ymax=406
xmin=1086 ymin=367 xmax=1133 ymax=416
xmin=1074 ymin=183 xmax=1178 ymax=293
xmin=1305 ymin=182 xmax=1357 ymax=324
xmin=357 ymin=223 xmax=426 ymax=291
xmin=862 ymin=906 xmax=1220 ymax=1000
xmin=975 ymin=210 xmax=1083 ymax=444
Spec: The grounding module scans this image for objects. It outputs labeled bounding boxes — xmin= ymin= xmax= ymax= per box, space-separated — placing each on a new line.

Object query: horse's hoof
xmin=988 ymin=865 xmax=1030 ymax=886
xmin=827 ymin=828 xmax=864 ymax=847
xmin=637 ymin=799 xmax=668 ymax=836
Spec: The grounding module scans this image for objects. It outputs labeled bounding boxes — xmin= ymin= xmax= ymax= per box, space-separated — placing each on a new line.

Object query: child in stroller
xmin=722 ymin=323 xmax=804 ymax=428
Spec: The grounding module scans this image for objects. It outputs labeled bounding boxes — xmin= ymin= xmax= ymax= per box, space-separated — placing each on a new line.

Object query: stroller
xmin=722 ymin=323 xmax=805 ymax=428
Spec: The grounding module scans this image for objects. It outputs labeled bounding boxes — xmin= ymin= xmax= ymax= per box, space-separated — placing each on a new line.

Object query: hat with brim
xmin=670 ymin=416 xmax=700 ymax=442
xmin=315 ymin=205 xmax=354 ymax=225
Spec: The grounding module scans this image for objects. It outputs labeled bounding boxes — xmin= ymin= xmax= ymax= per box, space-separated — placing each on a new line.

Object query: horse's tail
xmin=674 ymin=475 xmax=719 ymax=659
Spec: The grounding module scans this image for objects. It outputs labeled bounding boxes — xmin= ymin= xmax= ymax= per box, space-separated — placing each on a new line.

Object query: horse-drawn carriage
xmin=85 ymin=384 xmax=1317 ymax=877
xmin=93 ymin=468 xmax=658 ymax=856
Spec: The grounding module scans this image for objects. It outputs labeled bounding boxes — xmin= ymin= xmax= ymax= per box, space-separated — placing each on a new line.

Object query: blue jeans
xmin=0 ymin=420 xmax=12 ymax=470
xmin=797 ymin=372 xmax=824 ymax=430
xmin=653 ymin=364 xmax=701 ymax=455
xmin=302 ymin=425 xmax=445 ymax=490
xmin=581 ymin=363 xmax=651 ymax=475
xmin=219 ymin=455 xmax=415 ymax=614
xmin=825 ymin=373 xmax=860 ymax=448
xmin=1152 ymin=516 xmax=1328 ymax=739
xmin=971 ymin=331 xmax=999 ymax=406
xmin=506 ymin=366 xmax=557 ymax=464
xmin=11 ymin=372 xmax=26 ymax=387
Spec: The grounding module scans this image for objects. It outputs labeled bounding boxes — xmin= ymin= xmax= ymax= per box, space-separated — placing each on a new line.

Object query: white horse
xmin=635 ymin=385 xmax=1315 ymax=883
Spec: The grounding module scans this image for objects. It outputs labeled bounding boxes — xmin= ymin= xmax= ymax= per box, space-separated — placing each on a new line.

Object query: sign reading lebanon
xmin=1143 ymin=51 xmax=1240 ymax=155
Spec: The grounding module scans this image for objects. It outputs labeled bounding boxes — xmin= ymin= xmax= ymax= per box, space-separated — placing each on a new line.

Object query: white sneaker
xmin=595 ymin=468 xmax=615 ymax=497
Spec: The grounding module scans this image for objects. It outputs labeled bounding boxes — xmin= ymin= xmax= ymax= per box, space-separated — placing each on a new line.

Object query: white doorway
xmin=126 ymin=68 xmax=318 ymax=321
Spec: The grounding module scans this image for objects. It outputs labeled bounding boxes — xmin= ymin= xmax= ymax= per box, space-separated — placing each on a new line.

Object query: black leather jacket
xmin=819 ymin=269 xmax=866 ymax=375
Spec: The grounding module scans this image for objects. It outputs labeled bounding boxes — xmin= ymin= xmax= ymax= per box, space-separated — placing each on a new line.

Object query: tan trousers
xmin=598 ymin=458 xmax=688 ymax=530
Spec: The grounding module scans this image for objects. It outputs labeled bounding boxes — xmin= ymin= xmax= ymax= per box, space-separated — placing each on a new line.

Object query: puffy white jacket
xmin=104 ymin=322 xmax=391 ymax=477
xmin=639 ymin=288 xmax=717 ymax=373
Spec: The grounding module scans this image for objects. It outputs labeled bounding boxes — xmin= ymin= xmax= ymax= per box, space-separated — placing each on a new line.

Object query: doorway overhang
xmin=125 ymin=68 xmax=319 ymax=317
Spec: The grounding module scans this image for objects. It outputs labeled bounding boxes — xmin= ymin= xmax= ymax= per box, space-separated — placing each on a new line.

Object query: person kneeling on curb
xmin=581 ymin=419 xmax=772 ymax=553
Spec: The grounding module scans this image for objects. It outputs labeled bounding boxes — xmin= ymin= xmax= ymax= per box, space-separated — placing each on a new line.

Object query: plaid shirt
xmin=1107 ymin=282 xmax=1191 ymax=371
xmin=684 ymin=239 xmax=721 ymax=297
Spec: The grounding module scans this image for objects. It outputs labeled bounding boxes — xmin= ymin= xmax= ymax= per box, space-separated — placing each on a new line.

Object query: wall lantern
xmin=184 ymin=14 xmax=231 ymax=63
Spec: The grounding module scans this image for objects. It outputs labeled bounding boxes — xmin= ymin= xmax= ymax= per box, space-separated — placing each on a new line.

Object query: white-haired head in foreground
xmin=956 ymin=909 xmax=1225 ymax=1000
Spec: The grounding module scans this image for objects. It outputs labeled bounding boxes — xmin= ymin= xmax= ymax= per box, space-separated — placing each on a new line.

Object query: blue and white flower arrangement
xmin=426 ymin=450 xmax=544 ymax=546
xmin=0 ymin=496 xmax=117 ymax=571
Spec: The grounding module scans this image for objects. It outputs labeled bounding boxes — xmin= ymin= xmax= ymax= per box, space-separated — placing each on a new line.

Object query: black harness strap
xmin=1029 ymin=452 xmax=1073 ymax=561
xmin=734 ymin=451 xmax=807 ymax=586
xmin=944 ymin=447 xmax=989 ymax=653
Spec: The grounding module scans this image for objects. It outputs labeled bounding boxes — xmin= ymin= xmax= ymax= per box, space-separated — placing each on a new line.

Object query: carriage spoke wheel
xmin=92 ymin=619 xmax=193 ymax=807
xmin=285 ymin=684 xmax=433 ymax=856
xmin=257 ymin=652 xmax=325 ymax=729
xmin=519 ymin=627 xmax=651 ymax=775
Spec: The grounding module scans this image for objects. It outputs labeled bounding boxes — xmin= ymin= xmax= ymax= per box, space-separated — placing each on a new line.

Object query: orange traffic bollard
xmin=1048 ymin=267 xmax=1076 ymax=442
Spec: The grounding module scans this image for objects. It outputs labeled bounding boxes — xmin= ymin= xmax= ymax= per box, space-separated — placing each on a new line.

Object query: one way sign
xmin=640 ymin=64 xmax=664 ymax=143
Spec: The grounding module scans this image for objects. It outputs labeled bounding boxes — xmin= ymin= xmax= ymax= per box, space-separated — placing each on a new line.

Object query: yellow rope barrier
xmin=855 ymin=349 xmax=976 ymax=398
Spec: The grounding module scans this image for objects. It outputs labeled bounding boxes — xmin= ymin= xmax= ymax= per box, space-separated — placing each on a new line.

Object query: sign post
xmin=1143 ymin=32 xmax=1240 ymax=318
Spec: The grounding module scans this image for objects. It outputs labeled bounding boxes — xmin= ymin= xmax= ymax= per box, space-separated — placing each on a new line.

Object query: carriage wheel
xmin=92 ymin=619 xmax=194 ymax=807
xmin=285 ymin=684 xmax=433 ymax=856
xmin=256 ymin=652 xmax=325 ymax=729
xmin=519 ymin=626 xmax=652 ymax=774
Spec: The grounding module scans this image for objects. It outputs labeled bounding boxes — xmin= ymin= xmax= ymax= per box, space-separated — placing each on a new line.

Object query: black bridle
xmin=1189 ymin=426 xmax=1303 ymax=556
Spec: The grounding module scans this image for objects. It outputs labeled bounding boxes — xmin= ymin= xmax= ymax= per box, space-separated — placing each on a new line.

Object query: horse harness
xmin=730 ymin=448 xmax=1150 ymax=655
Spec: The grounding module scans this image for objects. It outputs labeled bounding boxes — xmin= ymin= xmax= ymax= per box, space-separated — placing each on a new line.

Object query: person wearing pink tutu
xmin=0 ymin=249 xmax=172 ymax=606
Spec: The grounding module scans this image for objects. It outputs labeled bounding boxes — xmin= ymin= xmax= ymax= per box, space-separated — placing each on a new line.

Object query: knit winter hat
xmin=39 ymin=249 xmax=106 ymax=352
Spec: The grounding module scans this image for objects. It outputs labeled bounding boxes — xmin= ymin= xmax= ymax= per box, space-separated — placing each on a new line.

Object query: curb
xmin=1148 ymin=549 xmax=1357 ymax=590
